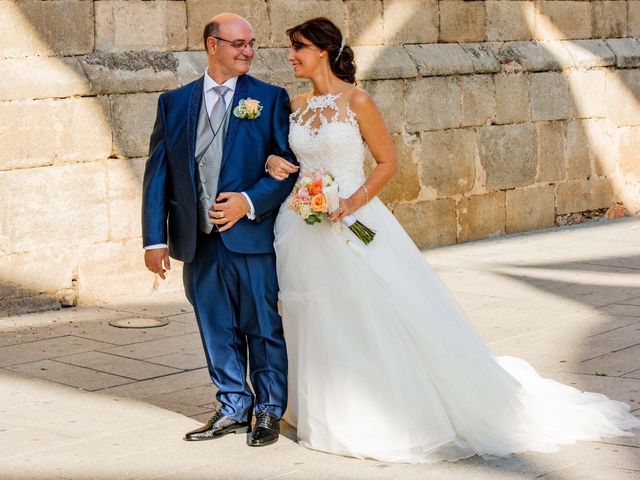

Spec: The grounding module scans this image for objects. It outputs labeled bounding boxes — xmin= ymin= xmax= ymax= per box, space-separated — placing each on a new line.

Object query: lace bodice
xmin=289 ymin=93 xmax=366 ymax=196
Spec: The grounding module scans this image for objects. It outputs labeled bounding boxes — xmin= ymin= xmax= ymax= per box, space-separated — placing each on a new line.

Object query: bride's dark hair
xmin=286 ymin=17 xmax=356 ymax=85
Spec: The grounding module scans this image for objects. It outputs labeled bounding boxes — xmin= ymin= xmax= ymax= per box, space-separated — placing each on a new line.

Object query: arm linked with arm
xmin=243 ymin=88 xmax=299 ymax=221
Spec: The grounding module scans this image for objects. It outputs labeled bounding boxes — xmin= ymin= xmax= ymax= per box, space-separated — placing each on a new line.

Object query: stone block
xmin=534 ymin=1 xmax=592 ymax=41
xmin=506 ymin=185 xmax=556 ymax=233
xmin=377 ymin=135 xmax=420 ymax=205
xmin=556 ymin=179 xmax=614 ymax=214
xmin=0 ymin=57 xmax=90 ymax=101
xmin=566 ymin=120 xmax=592 ymax=180
xmin=269 ymin=0 xmax=345 ymax=48
xmin=393 ymin=199 xmax=457 ymax=249
xmin=406 ymin=77 xmax=460 ymax=132
xmin=593 ymin=1 xmax=628 ymax=38
xmin=631 ymin=1 xmax=640 ymax=38
xmin=461 ymin=75 xmax=496 ymax=127
xmin=563 ymin=40 xmax=615 ymax=69
xmin=618 ymin=126 xmax=640 ymax=177
xmin=404 ymin=44 xmax=473 ymax=77
xmin=588 ymin=119 xmax=618 ymax=177
xmin=537 ymin=121 xmax=566 ymax=183
xmin=362 ymin=80 xmax=405 ymax=134
xmin=107 ymin=158 xmax=146 ymax=241
xmin=346 ymin=0 xmax=383 ymax=46
xmin=111 ymin=93 xmax=162 ymax=159
xmin=608 ymin=69 xmax=640 ymax=127
xmin=478 ymin=124 xmax=537 ymax=190
xmin=79 ymin=52 xmax=179 ymax=96
xmin=0 ymin=247 xmax=76 ymax=296
xmin=530 ymin=72 xmax=570 ymax=121
xmin=353 ymin=46 xmax=418 ymax=80
xmin=567 ymin=70 xmax=607 ymax=119
xmin=494 ymin=74 xmax=529 ymax=125
xmin=77 ymin=239 xmax=183 ymax=302
xmin=439 ymin=0 xmax=486 ymax=43
xmin=460 ymin=44 xmax=501 ymax=74
xmin=457 ymin=192 xmax=506 ymax=243
xmin=496 ymin=41 xmax=560 ymax=72
xmin=420 ymin=129 xmax=476 ymax=197
xmin=96 ymin=1 xmax=186 ymax=52
xmin=0 ymin=0 xmax=93 ymax=57
xmin=0 ymin=97 xmax=112 ymax=171
xmin=486 ymin=1 xmax=534 ymax=42
xmin=606 ymin=38 xmax=640 ymax=68
xmin=257 ymin=48 xmax=296 ymax=84
xmin=383 ymin=0 xmax=438 ymax=44
xmin=186 ymin=0 xmax=269 ymax=50
xmin=175 ymin=51 xmax=209 ymax=86
xmin=0 ymin=162 xmax=110 ymax=254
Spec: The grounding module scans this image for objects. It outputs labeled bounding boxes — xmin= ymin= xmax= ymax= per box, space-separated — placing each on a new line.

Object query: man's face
xmin=209 ymin=20 xmax=256 ymax=77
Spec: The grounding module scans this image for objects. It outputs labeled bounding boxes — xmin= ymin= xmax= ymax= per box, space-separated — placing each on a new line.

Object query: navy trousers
xmin=183 ymin=231 xmax=287 ymax=422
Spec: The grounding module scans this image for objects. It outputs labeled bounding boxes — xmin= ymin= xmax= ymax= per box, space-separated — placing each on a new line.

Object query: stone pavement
xmin=1 ymin=217 xmax=640 ymax=480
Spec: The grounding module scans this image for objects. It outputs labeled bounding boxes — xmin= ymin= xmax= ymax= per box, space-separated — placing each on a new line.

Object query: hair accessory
xmin=334 ymin=38 xmax=345 ymax=63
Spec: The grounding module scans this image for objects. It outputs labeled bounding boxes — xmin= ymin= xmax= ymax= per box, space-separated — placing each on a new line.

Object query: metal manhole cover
xmin=108 ymin=317 xmax=169 ymax=329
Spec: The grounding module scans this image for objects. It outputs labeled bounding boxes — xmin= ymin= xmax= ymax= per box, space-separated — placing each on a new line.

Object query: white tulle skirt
xmin=273 ymin=197 xmax=640 ymax=463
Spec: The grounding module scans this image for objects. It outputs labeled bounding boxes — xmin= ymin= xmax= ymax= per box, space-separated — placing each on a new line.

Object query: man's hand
xmin=209 ymin=192 xmax=250 ymax=232
xmin=144 ymin=248 xmax=170 ymax=280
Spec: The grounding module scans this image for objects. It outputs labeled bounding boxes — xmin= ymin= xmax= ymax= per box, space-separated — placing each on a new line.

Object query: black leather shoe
xmin=247 ymin=412 xmax=280 ymax=447
xmin=184 ymin=410 xmax=251 ymax=441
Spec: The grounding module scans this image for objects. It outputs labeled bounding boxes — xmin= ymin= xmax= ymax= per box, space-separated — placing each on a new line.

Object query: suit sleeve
xmin=141 ymin=94 xmax=169 ymax=247
xmin=243 ymin=87 xmax=299 ymax=221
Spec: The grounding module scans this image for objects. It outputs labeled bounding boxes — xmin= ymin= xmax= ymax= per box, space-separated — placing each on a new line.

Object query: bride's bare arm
xmin=329 ymin=89 xmax=397 ymax=222
xmin=265 ymin=94 xmax=306 ymax=180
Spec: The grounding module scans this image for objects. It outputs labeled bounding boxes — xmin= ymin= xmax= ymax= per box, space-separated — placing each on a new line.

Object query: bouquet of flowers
xmin=288 ymin=169 xmax=376 ymax=245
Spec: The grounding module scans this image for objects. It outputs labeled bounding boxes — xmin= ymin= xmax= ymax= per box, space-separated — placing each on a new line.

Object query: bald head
xmin=202 ymin=13 xmax=253 ymax=51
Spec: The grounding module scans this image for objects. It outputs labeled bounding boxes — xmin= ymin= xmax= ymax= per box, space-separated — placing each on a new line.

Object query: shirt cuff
xmin=241 ymin=192 xmax=256 ymax=220
xmin=144 ymin=244 xmax=168 ymax=250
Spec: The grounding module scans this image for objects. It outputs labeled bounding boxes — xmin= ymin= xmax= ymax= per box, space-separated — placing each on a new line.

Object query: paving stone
xmin=99 ymin=333 xmax=203 ymax=361
xmin=145 ymin=351 xmax=207 ymax=371
xmin=6 ymin=359 xmax=133 ymax=391
xmin=56 ymin=351 xmax=181 ymax=381
xmin=100 ymin=368 xmax=211 ymax=398
xmin=567 ymin=344 xmax=640 ymax=377
xmin=0 ymin=336 xmax=112 ymax=368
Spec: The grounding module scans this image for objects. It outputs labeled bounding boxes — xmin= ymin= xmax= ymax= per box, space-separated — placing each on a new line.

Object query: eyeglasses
xmin=212 ymin=36 xmax=257 ymax=50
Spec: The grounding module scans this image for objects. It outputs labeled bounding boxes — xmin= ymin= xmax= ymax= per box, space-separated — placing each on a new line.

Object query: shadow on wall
xmin=2 ymin=2 xmax=639 ymax=314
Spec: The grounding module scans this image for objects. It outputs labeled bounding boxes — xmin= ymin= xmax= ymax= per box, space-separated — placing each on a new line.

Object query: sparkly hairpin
xmin=334 ymin=39 xmax=345 ymax=63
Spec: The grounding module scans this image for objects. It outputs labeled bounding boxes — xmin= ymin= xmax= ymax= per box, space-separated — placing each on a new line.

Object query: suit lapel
xmin=221 ymin=74 xmax=248 ymax=167
xmin=187 ymin=77 xmax=204 ymax=188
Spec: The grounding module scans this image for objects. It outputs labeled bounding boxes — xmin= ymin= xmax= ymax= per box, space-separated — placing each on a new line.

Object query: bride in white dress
xmin=269 ymin=17 xmax=640 ymax=463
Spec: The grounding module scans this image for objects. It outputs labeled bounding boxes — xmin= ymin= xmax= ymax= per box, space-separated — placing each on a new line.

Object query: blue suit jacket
xmin=142 ymin=74 xmax=297 ymax=262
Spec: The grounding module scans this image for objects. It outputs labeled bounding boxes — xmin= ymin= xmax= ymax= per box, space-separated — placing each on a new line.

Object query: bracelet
xmin=360 ymin=184 xmax=370 ymax=204
xmin=264 ymin=155 xmax=275 ymax=174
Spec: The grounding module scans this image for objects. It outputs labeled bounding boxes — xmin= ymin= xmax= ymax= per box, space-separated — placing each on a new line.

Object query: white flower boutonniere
xmin=233 ymin=98 xmax=263 ymax=119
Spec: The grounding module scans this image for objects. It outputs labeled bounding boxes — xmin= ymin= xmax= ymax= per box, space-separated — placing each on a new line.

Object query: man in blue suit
xmin=142 ymin=13 xmax=297 ymax=447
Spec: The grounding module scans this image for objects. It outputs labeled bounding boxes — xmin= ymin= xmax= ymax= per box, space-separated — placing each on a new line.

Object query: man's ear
xmin=206 ymin=37 xmax=217 ymax=54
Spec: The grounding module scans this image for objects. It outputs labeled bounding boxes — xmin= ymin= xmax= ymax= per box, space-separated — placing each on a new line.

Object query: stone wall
xmin=1 ymin=0 xmax=639 ymax=314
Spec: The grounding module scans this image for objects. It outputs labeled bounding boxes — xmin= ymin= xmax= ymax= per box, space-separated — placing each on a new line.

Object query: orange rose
xmin=310 ymin=193 xmax=327 ymax=212
xmin=308 ymin=180 xmax=323 ymax=196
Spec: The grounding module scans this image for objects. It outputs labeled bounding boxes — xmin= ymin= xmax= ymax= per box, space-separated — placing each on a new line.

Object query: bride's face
xmin=287 ymin=34 xmax=326 ymax=79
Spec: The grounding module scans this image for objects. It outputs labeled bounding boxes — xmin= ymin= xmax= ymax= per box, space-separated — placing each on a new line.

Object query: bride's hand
xmin=328 ymin=197 xmax=357 ymax=223
xmin=266 ymin=155 xmax=299 ymax=180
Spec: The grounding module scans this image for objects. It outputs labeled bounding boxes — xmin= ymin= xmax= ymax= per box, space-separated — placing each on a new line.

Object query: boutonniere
xmin=233 ymin=98 xmax=263 ymax=119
